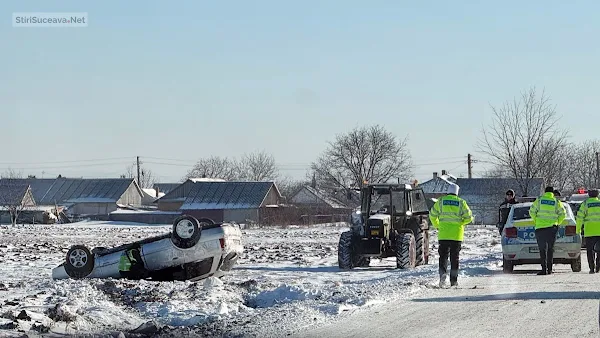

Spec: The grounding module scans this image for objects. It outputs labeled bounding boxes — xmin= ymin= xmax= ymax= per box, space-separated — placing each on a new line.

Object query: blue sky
xmin=1 ymin=0 xmax=598 ymax=183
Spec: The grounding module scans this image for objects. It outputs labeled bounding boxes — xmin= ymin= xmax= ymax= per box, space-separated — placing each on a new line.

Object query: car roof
xmin=512 ymin=202 xmax=533 ymax=208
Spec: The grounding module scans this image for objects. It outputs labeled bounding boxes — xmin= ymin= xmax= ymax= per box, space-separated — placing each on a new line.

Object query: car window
xmin=512 ymin=207 xmax=531 ymax=220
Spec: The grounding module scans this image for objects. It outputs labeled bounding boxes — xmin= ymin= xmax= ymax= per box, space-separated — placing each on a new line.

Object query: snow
xmin=0 ymin=221 xmax=514 ymax=337
xmin=110 ymin=209 xmax=180 ymax=215
xmin=188 ymin=178 xmax=227 ymax=183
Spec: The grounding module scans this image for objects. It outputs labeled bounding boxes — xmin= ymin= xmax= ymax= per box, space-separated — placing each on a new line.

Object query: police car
xmin=501 ymin=201 xmax=582 ymax=273
xmin=51 ymin=215 xmax=243 ymax=281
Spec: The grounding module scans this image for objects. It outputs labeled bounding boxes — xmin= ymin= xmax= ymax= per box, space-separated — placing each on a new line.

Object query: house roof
xmin=419 ymin=176 xmax=457 ymax=194
xmin=0 ymin=178 xmax=139 ymax=205
xmin=292 ymin=186 xmax=349 ymax=209
xmin=0 ymin=182 xmax=31 ymax=206
xmin=455 ymin=178 xmax=545 ymax=197
xmin=153 ymin=183 xmax=180 ymax=195
xmin=177 ymin=181 xmax=280 ymax=210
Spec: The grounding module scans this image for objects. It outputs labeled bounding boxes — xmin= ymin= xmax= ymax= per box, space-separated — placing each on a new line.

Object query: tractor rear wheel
xmin=396 ymin=232 xmax=416 ymax=269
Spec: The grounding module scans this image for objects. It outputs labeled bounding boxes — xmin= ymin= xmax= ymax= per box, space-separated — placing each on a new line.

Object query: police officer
xmin=118 ymin=247 xmax=148 ymax=279
xmin=529 ymin=186 xmax=566 ymax=275
xmin=576 ymin=188 xmax=600 ymax=273
xmin=429 ymin=183 xmax=474 ymax=287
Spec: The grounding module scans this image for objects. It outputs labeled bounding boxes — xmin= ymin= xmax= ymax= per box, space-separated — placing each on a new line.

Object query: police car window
xmin=512 ymin=207 xmax=530 ymax=220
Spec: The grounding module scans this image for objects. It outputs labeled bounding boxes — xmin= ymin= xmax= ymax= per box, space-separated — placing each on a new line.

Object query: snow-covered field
xmin=0 ymin=221 xmax=503 ymax=337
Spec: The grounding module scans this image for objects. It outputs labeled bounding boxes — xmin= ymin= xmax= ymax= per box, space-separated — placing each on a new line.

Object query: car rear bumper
xmin=503 ymin=242 xmax=581 ymax=262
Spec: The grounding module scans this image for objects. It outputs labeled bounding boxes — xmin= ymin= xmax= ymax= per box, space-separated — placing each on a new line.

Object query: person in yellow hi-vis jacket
xmin=576 ymin=189 xmax=600 ymax=274
xmin=429 ymin=183 xmax=474 ymax=287
xmin=529 ymin=186 xmax=566 ymax=275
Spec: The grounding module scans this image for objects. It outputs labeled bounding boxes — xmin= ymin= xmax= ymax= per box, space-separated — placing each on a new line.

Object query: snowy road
xmin=300 ymin=265 xmax=600 ymax=338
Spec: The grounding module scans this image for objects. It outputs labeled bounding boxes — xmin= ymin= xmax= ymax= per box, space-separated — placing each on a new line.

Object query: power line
xmin=0 ymin=157 xmax=132 ymax=165
xmin=0 ymin=161 xmax=133 ymax=170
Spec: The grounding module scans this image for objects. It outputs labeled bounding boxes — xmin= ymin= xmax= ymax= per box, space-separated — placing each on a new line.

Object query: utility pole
xmin=467 ymin=153 xmax=473 ymax=179
xmin=137 ymin=156 xmax=141 ymax=187
xmin=594 ymin=152 xmax=600 ymax=189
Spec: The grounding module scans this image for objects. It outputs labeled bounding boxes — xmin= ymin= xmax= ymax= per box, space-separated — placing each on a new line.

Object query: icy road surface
xmin=300 ymin=266 xmax=600 ymax=338
xmin=1 ymin=221 xmax=594 ymax=337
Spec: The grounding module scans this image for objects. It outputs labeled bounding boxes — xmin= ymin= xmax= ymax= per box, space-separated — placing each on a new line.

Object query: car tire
xmin=171 ymin=215 xmax=202 ymax=249
xmin=502 ymin=257 xmax=514 ymax=273
xmin=571 ymin=256 xmax=582 ymax=272
xmin=64 ymin=245 xmax=94 ymax=279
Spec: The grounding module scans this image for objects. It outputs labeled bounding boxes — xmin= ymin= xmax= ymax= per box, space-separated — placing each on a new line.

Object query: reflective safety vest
xmin=576 ymin=197 xmax=600 ymax=237
xmin=118 ymin=249 xmax=137 ymax=272
xmin=429 ymin=194 xmax=474 ymax=241
xmin=529 ymin=192 xmax=566 ymax=229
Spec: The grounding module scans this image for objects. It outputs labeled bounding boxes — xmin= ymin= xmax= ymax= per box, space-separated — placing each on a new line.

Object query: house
xmin=153 ymin=183 xmax=184 ymax=196
xmin=289 ymin=185 xmax=352 ymax=224
xmin=290 ymin=185 xmax=348 ymax=209
xmin=419 ymin=170 xmax=458 ymax=199
xmin=0 ymin=182 xmax=36 ymax=223
xmin=0 ymin=178 xmax=144 ymax=219
xmin=455 ymin=177 xmax=545 ymax=225
xmin=156 ymin=179 xmax=282 ymax=224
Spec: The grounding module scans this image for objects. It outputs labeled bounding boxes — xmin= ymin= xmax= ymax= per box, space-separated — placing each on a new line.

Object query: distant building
xmin=289 ymin=185 xmax=352 ymax=224
xmin=419 ymin=170 xmax=458 ymax=199
xmin=455 ymin=177 xmax=545 ymax=224
xmin=0 ymin=178 xmax=143 ymax=218
xmin=156 ymin=179 xmax=282 ymax=224
xmin=0 ymin=182 xmax=36 ymax=223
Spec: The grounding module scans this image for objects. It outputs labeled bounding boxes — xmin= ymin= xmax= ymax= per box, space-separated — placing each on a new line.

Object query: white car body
xmin=52 ymin=216 xmax=243 ymax=281
xmin=501 ymin=202 xmax=582 ymax=272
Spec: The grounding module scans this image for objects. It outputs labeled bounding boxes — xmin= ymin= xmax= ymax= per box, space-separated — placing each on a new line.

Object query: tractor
xmin=338 ymin=183 xmax=430 ymax=269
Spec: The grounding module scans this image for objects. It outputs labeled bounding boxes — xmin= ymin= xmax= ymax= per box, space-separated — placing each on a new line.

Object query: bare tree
xmin=536 ymin=141 xmax=577 ymax=191
xmin=277 ymin=176 xmax=308 ymax=202
xmin=569 ymin=140 xmax=600 ymax=189
xmin=0 ymin=169 xmax=32 ymax=226
xmin=123 ymin=161 xmax=156 ymax=188
xmin=478 ymin=87 xmax=568 ymax=195
xmin=311 ymin=125 xmax=413 ymax=190
xmin=237 ymin=151 xmax=278 ymax=181
xmin=183 ymin=156 xmax=239 ymax=181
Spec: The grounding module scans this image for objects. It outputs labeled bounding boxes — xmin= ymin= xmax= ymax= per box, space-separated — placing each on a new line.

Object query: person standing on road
xmin=498 ymin=189 xmax=518 ymax=234
xmin=576 ymin=189 xmax=600 ymax=274
xmin=500 ymin=189 xmax=518 ymax=207
xmin=529 ymin=186 xmax=566 ymax=275
xmin=429 ymin=183 xmax=474 ymax=287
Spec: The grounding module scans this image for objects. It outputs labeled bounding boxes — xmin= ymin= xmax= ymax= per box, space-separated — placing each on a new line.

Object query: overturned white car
xmin=52 ymin=215 xmax=243 ymax=281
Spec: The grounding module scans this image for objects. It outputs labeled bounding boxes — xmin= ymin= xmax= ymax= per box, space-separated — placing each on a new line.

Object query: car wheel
xmin=502 ymin=258 xmax=514 ymax=273
xmin=64 ymin=245 xmax=94 ymax=279
xmin=571 ymin=256 xmax=582 ymax=272
xmin=172 ymin=215 xmax=202 ymax=249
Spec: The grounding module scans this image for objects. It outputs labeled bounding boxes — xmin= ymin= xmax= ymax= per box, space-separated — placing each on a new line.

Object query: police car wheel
xmin=64 ymin=245 xmax=95 ymax=279
xmin=172 ymin=215 xmax=202 ymax=249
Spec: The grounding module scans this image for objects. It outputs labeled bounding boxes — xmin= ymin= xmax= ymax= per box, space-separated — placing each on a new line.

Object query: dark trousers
xmin=535 ymin=226 xmax=558 ymax=273
xmin=585 ymin=236 xmax=600 ymax=271
xmin=439 ymin=240 xmax=462 ymax=283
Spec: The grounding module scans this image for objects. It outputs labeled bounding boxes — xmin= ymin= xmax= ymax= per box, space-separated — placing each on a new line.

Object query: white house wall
xmin=116 ymin=182 xmax=143 ymax=205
